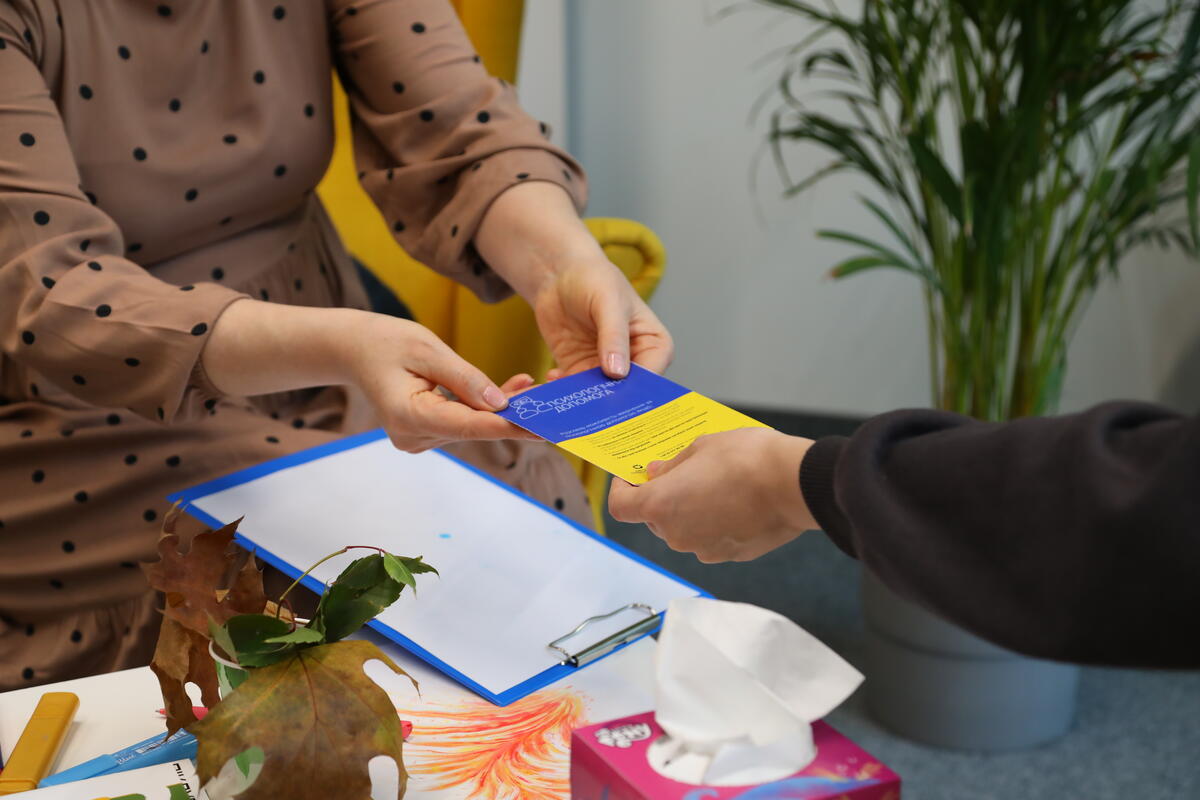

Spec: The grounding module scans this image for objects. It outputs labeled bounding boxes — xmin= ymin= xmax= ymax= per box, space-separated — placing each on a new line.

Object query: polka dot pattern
xmin=0 ymin=0 xmax=589 ymax=689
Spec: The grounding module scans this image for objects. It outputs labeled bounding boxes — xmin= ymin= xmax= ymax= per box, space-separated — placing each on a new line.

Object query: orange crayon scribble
xmin=396 ymin=688 xmax=589 ymax=800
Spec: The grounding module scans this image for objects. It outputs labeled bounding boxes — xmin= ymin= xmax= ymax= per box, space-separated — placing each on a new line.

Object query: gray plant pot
xmin=860 ymin=571 xmax=1079 ymax=751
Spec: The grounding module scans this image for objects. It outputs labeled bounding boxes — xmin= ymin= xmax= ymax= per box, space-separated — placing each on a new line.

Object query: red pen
xmin=157 ymin=706 xmax=209 ymax=721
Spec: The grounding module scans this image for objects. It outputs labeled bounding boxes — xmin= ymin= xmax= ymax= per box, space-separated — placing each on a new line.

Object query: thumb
xmin=608 ymin=478 xmax=648 ymax=523
xmin=646 ymin=441 xmax=701 ymax=480
xmin=414 ymin=339 xmax=508 ymax=411
xmin=595 ymin=295 xmax=632 ymax=379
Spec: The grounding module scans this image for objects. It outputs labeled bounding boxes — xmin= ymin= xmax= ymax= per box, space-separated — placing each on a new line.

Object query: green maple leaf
xmin=315 ymin=555 xmax=404 ymax=642
xmin=192 ymin=640 xmax=416 ymax=800
xmin=221 ymin=614 xmax=295 ymax=668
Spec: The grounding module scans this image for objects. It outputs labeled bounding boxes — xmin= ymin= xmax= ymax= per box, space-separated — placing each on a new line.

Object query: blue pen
xmin=37 ymin=727 xmax=197 ymax=787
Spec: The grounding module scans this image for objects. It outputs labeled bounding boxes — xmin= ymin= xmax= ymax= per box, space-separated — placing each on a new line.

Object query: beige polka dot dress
xmin=0 ymin=0 xmax=592 ymax=691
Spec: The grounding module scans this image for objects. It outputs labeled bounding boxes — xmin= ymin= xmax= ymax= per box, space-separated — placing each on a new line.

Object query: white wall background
xmin=517 ymin=0 xmax=569 ymax=149
xmin=565 ymin=0 xmax=1200 ymax=417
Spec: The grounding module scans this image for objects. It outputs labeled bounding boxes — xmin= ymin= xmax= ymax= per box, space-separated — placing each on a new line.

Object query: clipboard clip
xmin=547 ymin=603 xmax=660 ymax=668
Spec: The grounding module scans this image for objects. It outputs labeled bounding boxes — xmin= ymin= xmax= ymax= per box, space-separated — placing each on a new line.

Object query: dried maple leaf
xmin=142 ymin=507 xmax=270 ymax=735
xmin=151 ymin=614 xmax=223 ymax=736
xmin=142 ymin=507 xmax=268 ymax=635
xmin=192 ymin=640 xmax=415 ymax=800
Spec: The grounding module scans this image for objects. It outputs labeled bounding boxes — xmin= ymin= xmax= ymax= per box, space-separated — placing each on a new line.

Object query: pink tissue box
xmin=571 ymin=712 xmax=900 ymax=800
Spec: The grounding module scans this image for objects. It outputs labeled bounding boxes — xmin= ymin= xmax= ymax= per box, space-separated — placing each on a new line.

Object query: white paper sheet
xmin=15 ymin=761 xmax=204 ymax=799
xmin=183 ymin=435 xmax=700 ymax=698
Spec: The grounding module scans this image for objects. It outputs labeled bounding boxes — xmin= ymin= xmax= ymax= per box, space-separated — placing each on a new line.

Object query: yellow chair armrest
xmin=584 ymin=217 xmax=667 ymax=301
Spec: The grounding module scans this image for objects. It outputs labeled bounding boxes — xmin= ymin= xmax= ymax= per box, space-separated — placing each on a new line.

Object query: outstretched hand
xmin=473 ymin=181 xmax=674 ymax=383
xmin=532 ymin=253 xmax=673 ymax=381
xmin=608 ymin=428 xmax=818 ymax=563
xmin=349 ymin=316 xmax=539 ymax=453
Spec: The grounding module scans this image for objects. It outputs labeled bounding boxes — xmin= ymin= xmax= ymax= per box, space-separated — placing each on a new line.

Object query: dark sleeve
xmin=799 ymin=402 xmax=1200 ymax=669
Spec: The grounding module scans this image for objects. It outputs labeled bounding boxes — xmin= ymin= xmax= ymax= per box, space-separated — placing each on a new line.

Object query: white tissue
xmin=650 ymin=597 xmax=864 ymax=786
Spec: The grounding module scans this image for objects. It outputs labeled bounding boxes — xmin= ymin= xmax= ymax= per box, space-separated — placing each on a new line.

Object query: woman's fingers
xmin=594 ymin=292 xmax=633 ymax=379
xmin=410 ymin=336 xmax=508 ymax=411
xmin=629 ymin=305 xmax=674 ymax=375
xmin=500 ymin=373 xmax=536 ymax=395
xmin=411 ymin=393 xmax=535 ymax=443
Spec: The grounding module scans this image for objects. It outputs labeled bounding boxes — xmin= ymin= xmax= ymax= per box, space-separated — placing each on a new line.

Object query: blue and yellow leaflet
xmin=498 ymin=365 xmax=768 ymax=484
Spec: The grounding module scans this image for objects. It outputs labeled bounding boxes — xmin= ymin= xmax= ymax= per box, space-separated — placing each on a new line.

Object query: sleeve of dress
xmin=798 ymin=402 xmax=1200 ymax=669
xmin=0 ymin=5 xmax=247 ymax=423
xmin=327 ymin=0 xmax=588 ymax=302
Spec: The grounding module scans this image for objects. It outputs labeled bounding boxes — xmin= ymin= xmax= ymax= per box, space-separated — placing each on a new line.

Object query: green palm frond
xmin=759 ymin=0 xmax=1200 ymax=419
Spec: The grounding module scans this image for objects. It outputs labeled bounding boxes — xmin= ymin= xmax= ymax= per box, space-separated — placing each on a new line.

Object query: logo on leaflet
xmin=510 ymin=381 xmax=621 ymax=420
xmin=509 ymin=395 xmax=553 ymax=420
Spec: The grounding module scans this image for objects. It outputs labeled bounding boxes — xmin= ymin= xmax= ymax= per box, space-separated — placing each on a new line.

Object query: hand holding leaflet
xmin=497 ymin=365 xmax=769 ymax=484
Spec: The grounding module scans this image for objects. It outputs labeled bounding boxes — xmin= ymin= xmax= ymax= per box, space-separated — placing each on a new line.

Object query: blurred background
xmin=511 ymin=1 xmax=1200 ymax=798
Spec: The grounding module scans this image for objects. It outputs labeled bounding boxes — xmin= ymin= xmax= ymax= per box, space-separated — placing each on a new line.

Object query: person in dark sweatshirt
xmin=607 ymin=401 xmax=1200 ymax=670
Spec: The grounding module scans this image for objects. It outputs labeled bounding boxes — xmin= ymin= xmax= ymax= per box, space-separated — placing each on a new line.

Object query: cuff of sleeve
xmin=160 ymin=287 xmax=249 ymax=424
xmin=419 ymin=147 xmax=587 ymax=303
xmin=799 ymin=435 xmax=859 ymax=559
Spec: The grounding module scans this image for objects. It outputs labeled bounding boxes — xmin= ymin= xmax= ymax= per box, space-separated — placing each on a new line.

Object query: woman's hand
xmin=531 ymin=253 xmax=673 ymax=380
xmin=347 ymin=314 xmax=539 ymax=452
xmin=201 ymin=300 xmax=535 ymax=451
xmin=475 ymin=182 xmax=674 ymax=379
xmin=607 ymin=428 xmax=818 ymax=563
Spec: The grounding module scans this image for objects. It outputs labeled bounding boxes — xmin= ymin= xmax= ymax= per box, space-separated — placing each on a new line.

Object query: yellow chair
xmin=315 ymin=0 xmax=666 ymax=531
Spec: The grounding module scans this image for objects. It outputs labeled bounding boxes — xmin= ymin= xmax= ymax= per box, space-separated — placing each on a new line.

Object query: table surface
xmin=0 ymin=630 xmax=656 ymax=798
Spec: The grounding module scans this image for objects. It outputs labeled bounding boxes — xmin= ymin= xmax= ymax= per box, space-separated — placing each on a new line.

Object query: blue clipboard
xmin=169 ymin=428 xmax=707 ymax=705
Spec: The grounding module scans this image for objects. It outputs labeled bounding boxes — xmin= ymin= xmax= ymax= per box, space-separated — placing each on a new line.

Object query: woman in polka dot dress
xmin=0 ymin=0 xmax=673 ymax=690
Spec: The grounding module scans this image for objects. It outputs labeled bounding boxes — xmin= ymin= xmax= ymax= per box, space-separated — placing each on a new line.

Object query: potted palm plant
xmin=757 ymin=0 xmax=1200 ymax=749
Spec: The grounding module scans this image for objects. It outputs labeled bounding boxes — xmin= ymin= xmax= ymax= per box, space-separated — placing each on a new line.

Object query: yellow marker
xmin=0 ymin=691 xmax=79 ymax=794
